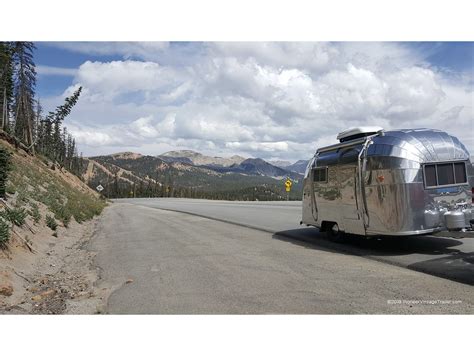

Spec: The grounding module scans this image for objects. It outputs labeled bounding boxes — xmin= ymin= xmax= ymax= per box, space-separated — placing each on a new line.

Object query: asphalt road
xmin=91 ymin=199 xmax=474 ymax=314
xmin=118 ymin=198 xmax=474 ymax=286
xmin=122 ymin=198 xmax=303 ymax=233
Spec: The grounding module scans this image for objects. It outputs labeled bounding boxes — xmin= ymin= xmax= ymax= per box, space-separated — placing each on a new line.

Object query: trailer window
xmin=313 ymin=167 xmax=327 ymax=183
xmin=424 ymin=165 xmax=437 ymax=187
xmin=437 ymin=163 xmax=455 ymax=185
xmin=424 ymin=161 xmax=467 ymax=188
xmin=454 ymin=162 xmax=467 ymax=183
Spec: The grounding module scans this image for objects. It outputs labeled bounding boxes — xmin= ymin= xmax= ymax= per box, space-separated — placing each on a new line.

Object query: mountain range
xmin=81 ymin=150 xmax=309 ymax=200
xmin=159 ymin=150 xmax=246 ymax=167
xmin=284 ymin=160 xmax=309 ymax=174
xmin=159 ymin=150 xmax=308 ymax=175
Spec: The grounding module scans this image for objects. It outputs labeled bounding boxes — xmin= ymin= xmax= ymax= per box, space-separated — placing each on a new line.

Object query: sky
xmin=35 ymin=42 xmax=474 ymax=161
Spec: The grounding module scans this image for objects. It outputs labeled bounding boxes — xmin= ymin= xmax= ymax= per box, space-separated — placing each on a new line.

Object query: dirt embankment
xmin=0 ymin=214 xmax=106 ymax=314
xmin=0 ymin=138 xmax=107 ymax=314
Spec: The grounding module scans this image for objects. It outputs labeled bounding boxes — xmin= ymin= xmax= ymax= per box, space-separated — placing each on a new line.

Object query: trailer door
xmin=337 ymin=166 xmax=365 ymax=235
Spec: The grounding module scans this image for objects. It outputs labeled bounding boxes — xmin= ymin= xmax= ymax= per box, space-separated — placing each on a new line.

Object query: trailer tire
xmin=327 ymin=222 xmax=345 ymax=243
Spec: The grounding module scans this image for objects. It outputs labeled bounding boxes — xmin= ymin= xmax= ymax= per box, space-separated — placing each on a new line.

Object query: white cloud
xmin=47 ymin=42 xmax=473 ymax=161
xmin=37 ymin=65 xmax=77 ymax=76
xmin=129 ymin=116 xmax=159 ymax=138
xmin=210 ymin=42 xmax=339 ymax=74
xmin=45 ymin=42 xmax=170 ymax=59
xmin=67 ymin=125 xmax=123 ymax=146
xmin=73 ymin=60 xmax=184 ymax=100
xmin=225 ymin=141 xmax=289 ymax=152
xmin=384 ymin=67 xmax=445 ymax=120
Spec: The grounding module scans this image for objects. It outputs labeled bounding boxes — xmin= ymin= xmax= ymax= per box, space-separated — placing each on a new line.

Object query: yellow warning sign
xmin=285 ymin=179 xmax=292 ymax=191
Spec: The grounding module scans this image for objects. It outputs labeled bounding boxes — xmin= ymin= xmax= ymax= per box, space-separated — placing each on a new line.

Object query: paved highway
xmin=122 ymin=198 xmax=303 ymax=232
xmin=90 ymin=199 xmax=474 ymax=314
xmin=119 ymin=198 xmax=474 ymax=285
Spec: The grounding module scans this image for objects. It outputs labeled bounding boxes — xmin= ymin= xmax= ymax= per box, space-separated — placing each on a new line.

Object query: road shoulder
xmin=0 ymin=214 xmax=105 ymax=314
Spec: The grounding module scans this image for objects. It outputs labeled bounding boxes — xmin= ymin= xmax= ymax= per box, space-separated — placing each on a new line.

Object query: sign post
xmin=284 ymin=178 xmax=292 ymax=201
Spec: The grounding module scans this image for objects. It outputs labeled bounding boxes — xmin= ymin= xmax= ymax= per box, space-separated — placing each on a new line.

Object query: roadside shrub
xmin=45 ymin=214 xmax=57 ymax=231
xmin=6 ymin=145 xmax=106 ymax=227
xmin=51 ymin=202 xmax=72 ymax=227
xmin=0 ymin=217 xmax=10 ymax=246
xmin=0 ymin=147 xmax=12 ymax=198
xmin=0 ymin=206 xmax=27 ymax=227
xmin=29 ymin=202 xmax=41 ymax=224
xmin=5 ymin=183 xmax=15 ymax=195
xmin=60 ymin=214 xmax=71 ymax=228
xmin=17 ymin=188 xmax=30 ymax=204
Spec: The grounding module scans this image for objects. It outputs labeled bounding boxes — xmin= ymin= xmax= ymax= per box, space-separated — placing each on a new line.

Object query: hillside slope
xmin=4 ymin=144 xmax=105 ymax=225
xmin=212 ymin=158 xmax=301 ymax=181
xmin=0 ymin=138 xmax=106 ymax=312
xmin=82 ymin=157 xmax=159 ymax=190
xmin=85 ymin=153 xmax=303 ymax=200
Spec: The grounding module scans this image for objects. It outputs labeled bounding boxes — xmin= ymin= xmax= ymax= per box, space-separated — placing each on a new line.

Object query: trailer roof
xmin=317 ymin=128 xmax=471 ymax=164
xmin=337 ymin=126 xmax=384 ymax=142
xmin=371 ymin=129 xmax=470 ymax=163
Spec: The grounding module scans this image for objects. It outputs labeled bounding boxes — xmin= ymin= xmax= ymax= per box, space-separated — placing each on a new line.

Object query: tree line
xmin=97 ymin=172 xmax=300 ymax=201
xmin=0 ymin=42 xmax=84 ymax=176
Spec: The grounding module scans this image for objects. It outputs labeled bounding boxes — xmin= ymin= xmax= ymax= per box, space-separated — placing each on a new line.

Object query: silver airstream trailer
xmin=301 ymin=127 xmax=474 ymax=239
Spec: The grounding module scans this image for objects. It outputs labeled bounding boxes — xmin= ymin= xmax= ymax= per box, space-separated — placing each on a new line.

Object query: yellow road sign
xmin=285 ymin=187 xmax=291 ymax=192
xmin=285 ymin=179 xmax=292 ymax=188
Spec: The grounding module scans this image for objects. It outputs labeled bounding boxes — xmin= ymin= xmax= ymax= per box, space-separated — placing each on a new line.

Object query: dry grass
xmin=1 ymin=140 xmax=106 ymax=226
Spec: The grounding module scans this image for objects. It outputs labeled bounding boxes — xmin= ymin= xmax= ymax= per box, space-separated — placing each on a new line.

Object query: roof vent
xmin=337 ymin=126 xmax=384 ymax=143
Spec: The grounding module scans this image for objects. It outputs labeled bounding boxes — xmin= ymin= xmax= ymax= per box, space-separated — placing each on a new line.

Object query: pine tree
xmin=52 ymin=118 xmax=61 ymax=161
xmin=42 ymin=118 xmax=53 ymax=158
xmin=45 ymin=86 xmax=82 ymax=123
xmin=2 ymin=42 xmax=86 ymax=181
xmin=12 ymin=42 xmax=36 ymax=149
xmin=113 ymin=173 xmax=119 ymax=197
xmin=39 ymin=86 xmax=82 ymax=166
xmin=33 ymin=98 xmax=42 ymax=149
xmin=0 ymin=42 xmax=14 ymax=132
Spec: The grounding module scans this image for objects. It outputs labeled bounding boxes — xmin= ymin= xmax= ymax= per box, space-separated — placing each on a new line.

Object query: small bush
xmin=0 ymin=217 xmax=10 ymax=246
xmin=51 ymin=203 xmax=72 ymax=227
xmin=5 ymin=183 xmax=15 ymax=195
xmin=17 ymin=189 xmax=30 ymax=204
xmin=0 ymin=147 xmax=12 ymax=199
xmin=61 ymin=214 xmax=71 ymax=228
xmin=45 ymin=214 xmax=57 ymax=231
xmin=0 ymin=207 xmax=27 ymax=227
xmin=29 ymin=202 xmax=41 ymax=224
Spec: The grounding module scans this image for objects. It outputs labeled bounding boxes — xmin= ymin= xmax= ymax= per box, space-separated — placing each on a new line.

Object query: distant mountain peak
xmin=285 ymin=159 xmax=309 ymax=174
xmin=238 ymin=158 xmax=301 ymax=179
xmin=161 ymin=150 xmax=201 ymax=157
xmin=108 ymin=152 xmax=143 ymax=160
xmin=268 ymin=160 xmax=292 ymax=168
xmin=159 ymin=150 xmax=246 ymax=167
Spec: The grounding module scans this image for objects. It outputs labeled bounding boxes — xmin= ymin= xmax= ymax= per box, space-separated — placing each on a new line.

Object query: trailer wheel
xmin=327 ymin=222 xmax=345 ymax=243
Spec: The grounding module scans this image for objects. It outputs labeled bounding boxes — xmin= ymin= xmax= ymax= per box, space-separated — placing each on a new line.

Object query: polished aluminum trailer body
xmin=302 ymin=128 xmax=473 ymax=236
